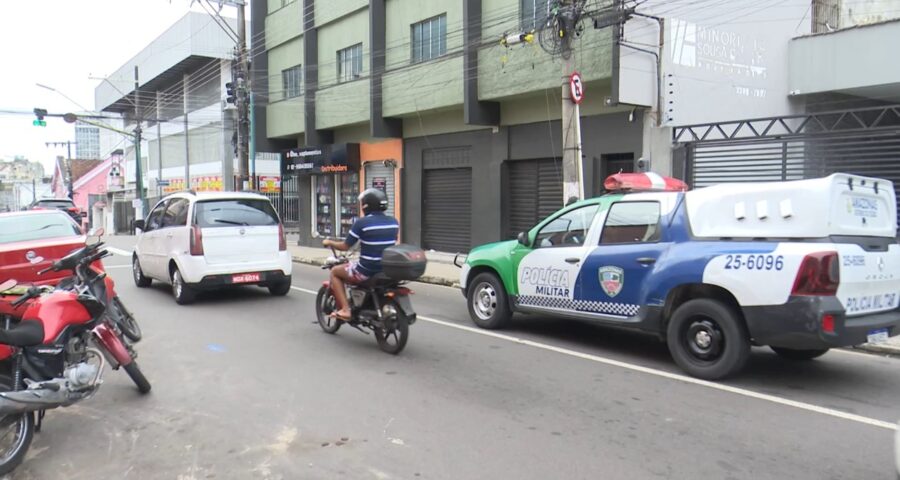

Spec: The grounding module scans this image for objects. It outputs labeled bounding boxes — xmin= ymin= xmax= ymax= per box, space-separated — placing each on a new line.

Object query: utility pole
xmin=45 ymin=140 xmax=76 ymax=199
xmin=134 ymin=66 xmax=146 ymax=216
xmin=235 ymin=1 xmax=249 ymax=191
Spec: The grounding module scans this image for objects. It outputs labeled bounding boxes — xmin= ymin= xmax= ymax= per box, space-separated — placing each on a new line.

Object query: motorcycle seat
xmin=0 ymin=320 xmax=44 ymax=347
xmin=357 ymin=273 xmax=398 ymax=289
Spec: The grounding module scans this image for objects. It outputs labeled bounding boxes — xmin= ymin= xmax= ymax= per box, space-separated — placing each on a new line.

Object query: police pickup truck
xmin=460 ymin=173 xmax=900 ymax=379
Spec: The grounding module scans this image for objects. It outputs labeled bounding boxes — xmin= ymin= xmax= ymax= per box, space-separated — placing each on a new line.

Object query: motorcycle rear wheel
xmin=0 ymin=376 xmax=34 ymax=475
xmin=375 ymin=305 xmax=409 ymax=355
xmin=315 ymin=286 xmax=342 ymax=334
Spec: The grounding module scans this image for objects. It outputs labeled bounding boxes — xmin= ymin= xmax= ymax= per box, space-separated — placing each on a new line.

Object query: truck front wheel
xmin=667 ymin=299 xmax=750 ymax=380
xmin=467 ymin=273 xmax=512 ymax=330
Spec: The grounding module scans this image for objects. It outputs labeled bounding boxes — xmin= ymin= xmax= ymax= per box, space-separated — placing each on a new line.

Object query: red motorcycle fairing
xmin=20 ymin=291 xmax=92 ymax=344
xmin=91 ymin=323 xmax=132 ymax=366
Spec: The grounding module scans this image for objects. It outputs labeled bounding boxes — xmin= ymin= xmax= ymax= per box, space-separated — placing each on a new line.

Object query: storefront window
xmin=339 ymin=172 xmax=359 ymax=238
xmin=314 ymin=175 xmax=334 ymax=237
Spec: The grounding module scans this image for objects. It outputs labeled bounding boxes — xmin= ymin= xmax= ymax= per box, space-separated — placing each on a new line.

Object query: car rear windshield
xmin=36 ymin=200 xmax=75 ymax=209
xmin=194 ymin=199 xmax=279 ymax=228
xmin=0 ymin=213 xmax=81 ymax=243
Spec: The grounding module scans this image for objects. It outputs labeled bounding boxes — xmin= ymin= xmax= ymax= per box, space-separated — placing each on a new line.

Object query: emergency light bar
xmin=604 ymin=172 xmax=689 ymax=192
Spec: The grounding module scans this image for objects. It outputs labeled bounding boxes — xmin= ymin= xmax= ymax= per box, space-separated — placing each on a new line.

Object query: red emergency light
xmin=604 ymin=172 xmax=689 ymax=192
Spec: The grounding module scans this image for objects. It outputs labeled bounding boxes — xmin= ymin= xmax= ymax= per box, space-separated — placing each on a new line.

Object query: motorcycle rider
xmin=322 ymin=188 xmax=399 ymax=320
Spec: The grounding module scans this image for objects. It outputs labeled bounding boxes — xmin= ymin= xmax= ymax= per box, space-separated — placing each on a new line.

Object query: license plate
xmin=232 ymin=273 xmax=261 ymax=284
xmin=867 ymin=328 xmax=890 ymax=344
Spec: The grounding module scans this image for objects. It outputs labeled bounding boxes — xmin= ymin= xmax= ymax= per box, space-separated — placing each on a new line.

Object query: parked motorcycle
xmin=315 ymin=244 xmax=426 ymax=354
xmin=0 ymin=235 xmax=151 ymax=474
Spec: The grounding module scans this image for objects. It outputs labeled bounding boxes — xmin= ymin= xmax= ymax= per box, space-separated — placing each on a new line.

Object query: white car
xmin=132 ymin=191 xmax=292 ymax=304
xmin=895 ymin=420 xmax=899 ymax=480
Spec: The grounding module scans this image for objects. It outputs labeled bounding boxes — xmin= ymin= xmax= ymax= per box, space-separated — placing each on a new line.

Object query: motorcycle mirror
xmin=86 ymin=227 xmax=104 ymax=245
xmin=0 ymin=279 xmax=17 ymax=293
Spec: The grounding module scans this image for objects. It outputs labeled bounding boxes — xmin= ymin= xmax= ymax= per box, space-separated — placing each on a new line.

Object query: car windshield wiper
xmin=213 ymin=219 xmax=249 ymax=226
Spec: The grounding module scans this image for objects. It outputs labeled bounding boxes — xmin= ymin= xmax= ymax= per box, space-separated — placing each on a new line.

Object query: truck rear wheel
xmin=770 ymin=346 xmax=829 ymax=361
xmin=667 ymin=299 xmax=750 ymax=380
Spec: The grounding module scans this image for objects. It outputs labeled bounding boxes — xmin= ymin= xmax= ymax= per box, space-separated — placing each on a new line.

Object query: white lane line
xmin=104 ymin=264 xmax=132 ymax=270
xmin=291 ymin=286 xmax=320 ymax=295
xmin=289 ymin=285 xmax=898 ymax=431
xmin=106 ymin=247 xmax=132 ymax=257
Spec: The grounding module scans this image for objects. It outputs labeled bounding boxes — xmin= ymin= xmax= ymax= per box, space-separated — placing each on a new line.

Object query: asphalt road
xmin=7 ymin=235 xmax=899 ymax=479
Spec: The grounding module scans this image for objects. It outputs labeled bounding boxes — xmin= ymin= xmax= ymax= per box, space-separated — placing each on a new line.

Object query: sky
xmin=0 ymin=0 xmax=241 ymax=172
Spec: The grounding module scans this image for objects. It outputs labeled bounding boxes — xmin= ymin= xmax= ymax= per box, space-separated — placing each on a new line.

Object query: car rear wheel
xmin=268 ymin=278 xmax=291 ymax=296
xmin=467 ymin=273 xmax=512 ymax=330
xmin=667 ymin=299 xmax=750 ymax=380
xmin=770 ymin=346 xmax=830 ymax=361
xmin=133 ymin=257 xmax=151 ymax=288
xmin=172 ymin=268 xmax=196 ymax=305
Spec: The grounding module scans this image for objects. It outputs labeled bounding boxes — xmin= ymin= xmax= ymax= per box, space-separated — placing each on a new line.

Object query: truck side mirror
xmin=517 ymin=231 xmax=530 ymax=247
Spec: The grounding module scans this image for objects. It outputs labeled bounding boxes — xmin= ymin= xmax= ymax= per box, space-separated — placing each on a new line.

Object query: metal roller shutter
xmin=506 ymin=159 xmax=563 ymax=239
xmin=365 ymin=162 xmax=396 ymax=217
xmin=423 ymin=168 xmax=472 ymax=253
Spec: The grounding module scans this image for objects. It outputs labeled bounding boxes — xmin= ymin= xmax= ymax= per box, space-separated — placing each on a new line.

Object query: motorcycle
xmin=0 ymin=236 xmax=151 ymax=474
xmin=314 ymin=243 xmax=426 ymax=354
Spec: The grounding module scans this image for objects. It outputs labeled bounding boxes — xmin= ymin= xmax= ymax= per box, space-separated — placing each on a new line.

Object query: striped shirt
xmin=345 ymin=212 xmax=400 ymax=276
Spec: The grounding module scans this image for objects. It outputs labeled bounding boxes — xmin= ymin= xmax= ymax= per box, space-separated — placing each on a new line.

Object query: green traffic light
xmin=32 ymin=120 xmax=46 ymax=127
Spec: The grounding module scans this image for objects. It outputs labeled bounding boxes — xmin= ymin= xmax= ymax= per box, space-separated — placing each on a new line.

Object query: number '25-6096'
xmin=724 ymin=254 xmax=784 ymax=271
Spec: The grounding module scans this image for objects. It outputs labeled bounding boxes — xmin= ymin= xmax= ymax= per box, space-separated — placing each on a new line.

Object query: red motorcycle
xmin=0 ymin=239 xmax=150 ymax=474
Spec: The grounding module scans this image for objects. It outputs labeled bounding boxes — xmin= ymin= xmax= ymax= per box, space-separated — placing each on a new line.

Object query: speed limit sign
xmin=569 ymin=72 xmax=584 ymax=105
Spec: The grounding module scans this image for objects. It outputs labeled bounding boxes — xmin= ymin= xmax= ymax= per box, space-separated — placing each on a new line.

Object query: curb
xmin=850 ymin=343 xmax=900 ymax=356
xmin=292 ymin=257 xmax=460 ymax=289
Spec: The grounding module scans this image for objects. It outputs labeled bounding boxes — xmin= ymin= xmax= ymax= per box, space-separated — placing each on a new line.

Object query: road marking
xmin=291 ymin=286 xmax=319 ymax=295
xmin=289 ymin=284 xmax=898 ymax=432
xmin=106 ymin=247 xmax=132 ymax=257
xmin=104 ymin=264 xmax=132 ymax=270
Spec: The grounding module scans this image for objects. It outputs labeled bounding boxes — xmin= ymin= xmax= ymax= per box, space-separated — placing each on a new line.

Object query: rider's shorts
xmin=346 ymin=261 xmax=370 ymax=284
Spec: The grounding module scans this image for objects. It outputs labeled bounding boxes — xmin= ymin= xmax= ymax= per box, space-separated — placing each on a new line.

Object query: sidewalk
xmin=284 ymin=239 xmax=899 ymax=355
xmin=287 ymin=242 xmax=462 ymax=288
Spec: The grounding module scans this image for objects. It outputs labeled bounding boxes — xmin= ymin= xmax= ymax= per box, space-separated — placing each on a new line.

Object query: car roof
xmin=0 ymin=209 xmax=71 ymax=218
xmin=35 ymin=198 xmax=74 ymax=202
xmin=164 ymin=191 xmax=270 ymax=202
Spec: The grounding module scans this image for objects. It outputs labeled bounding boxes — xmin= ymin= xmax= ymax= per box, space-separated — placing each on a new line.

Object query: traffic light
xmin=225 ymin=82 xmax=236 ymax=104
xmin=32 ymin=108 xmax=47 ymax=127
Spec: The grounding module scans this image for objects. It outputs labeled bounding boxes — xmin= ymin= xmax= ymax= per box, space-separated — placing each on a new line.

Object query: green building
xmin=252 ymin=0 xmax=669 ymax=250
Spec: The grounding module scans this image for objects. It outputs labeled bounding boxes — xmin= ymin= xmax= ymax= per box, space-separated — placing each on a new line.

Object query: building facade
xmin=75 ymin=125 xmax=101 ymax=159
xmin=95 ymin=11 xmax=272 ymax=220
xmin=255 ymin=0 xmax=900 ymax=250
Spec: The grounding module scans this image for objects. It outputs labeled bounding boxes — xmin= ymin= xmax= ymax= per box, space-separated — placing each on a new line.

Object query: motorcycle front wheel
xmin=110 ymin=296 xmax=142 ymax=342
xmin=375 ymin=303 xmax=409 ymax=355
xmin=0 ymin=376 xmax=34 ymax=475
xmin=315 ymin=286 xmax=342 ymax=334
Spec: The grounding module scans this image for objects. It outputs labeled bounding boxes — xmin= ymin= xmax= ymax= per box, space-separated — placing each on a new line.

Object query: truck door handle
xmin=636 ymin=257 xmax=656 ymax=265
xmin=565 ymin=257 xmax=580 ymax=264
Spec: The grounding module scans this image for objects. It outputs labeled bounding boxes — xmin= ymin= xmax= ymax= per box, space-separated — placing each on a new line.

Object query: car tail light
xmin=791 ymin=252 xmax=839 ymax=296
xmin=821 ymin=314 xmax=835 ymax=334
xmin=278 ymin=223 xmax=286 ymax=251
xmin=190 ymin=225 xmax=204 ymax=256
xmin=67 ymin=207 xmax=79 ymax=213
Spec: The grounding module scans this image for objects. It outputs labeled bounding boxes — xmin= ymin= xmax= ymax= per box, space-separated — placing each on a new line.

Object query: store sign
xmin=282 ymin=144 xmax=360 ymax=176
xmin=259 ymin=176 xmax=281 ymax=193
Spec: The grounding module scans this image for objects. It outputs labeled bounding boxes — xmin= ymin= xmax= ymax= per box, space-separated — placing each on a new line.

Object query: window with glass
xmin=282 ymin=65 xmax=302 ymax=100
xmin=600 ymin=202 xmax=662 ymax=245
xmin=145 ymin=201 xmax=169 ymax=231
xmin=534 ymin=204 xmax=600 ymax=248
xmin=194 ymin=199 xmax=279 ymax=228
xmin=411 ymin=14 xmax=447 ymax=63
xmin=337 ymin=44 xmax=363 ymax=83
xmin=521 ymin=0 xmax=550 ymax=30
xmin=314 ymin=176 xmax=334 ymax=237
xmin=161 ymin=198 xmax=190 ymax=228
xmin=339 ymin=173 xmax=360 ymax=238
